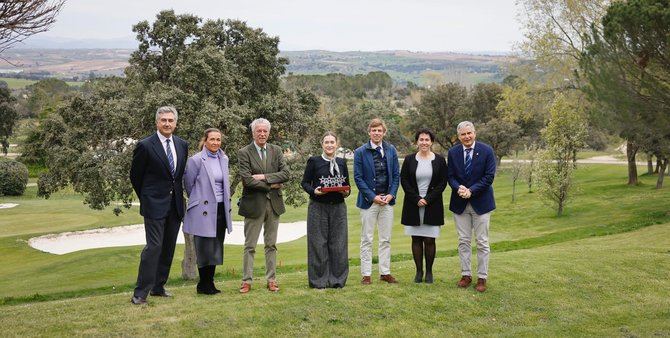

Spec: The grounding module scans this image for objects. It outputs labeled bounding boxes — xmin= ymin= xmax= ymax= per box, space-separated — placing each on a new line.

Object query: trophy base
xmin=321 ymin=186 xmax=350 ymax=193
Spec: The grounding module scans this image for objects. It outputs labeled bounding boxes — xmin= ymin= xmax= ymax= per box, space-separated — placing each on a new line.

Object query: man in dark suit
xmin=447 ymin=121 xmax=496 ymax=292
xmin=129 ymin=106 xmax=188 ymax=305
xmin=237 ymin=118 xmax=289 ymax=293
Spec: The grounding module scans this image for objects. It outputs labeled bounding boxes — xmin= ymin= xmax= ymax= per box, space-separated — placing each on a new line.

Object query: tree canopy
xmin=36 ymin=10 xmax=320 ymax=212
xmin=580 ymin=0 xmax=670 ymax=186
xmin=0 ymin=85 xmax=17 ymax=155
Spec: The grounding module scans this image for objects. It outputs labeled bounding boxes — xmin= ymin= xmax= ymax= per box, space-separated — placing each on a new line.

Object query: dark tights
xmin=411 ymin=236 xmax=436 ymax=274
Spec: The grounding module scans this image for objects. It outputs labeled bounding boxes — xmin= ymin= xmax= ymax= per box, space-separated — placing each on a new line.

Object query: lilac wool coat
xmin=183 ymin=149 xmax=233 ymax=237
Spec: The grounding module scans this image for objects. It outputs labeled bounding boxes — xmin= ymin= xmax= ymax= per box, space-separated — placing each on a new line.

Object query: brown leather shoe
xmin=239 ymin=282 xmax=251 ymax=294
xmin=361 ymin=276 xmax=372 ymax=285
xmin=475 ymin=278 xmax=487 ymax=292
xmin=267 ymin=280 xmax=279 ymax=292
xmin=457 ymin=275 xmax=472 ymax=288
xmin=379 ymin=274 xmax=398 ymax=283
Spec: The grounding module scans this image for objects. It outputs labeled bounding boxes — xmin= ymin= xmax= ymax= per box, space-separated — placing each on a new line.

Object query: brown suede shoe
xmin=457 ymin=275 xmax=472 ymax=288
xmin=239 ymin=282 xmax=251 ymax=294
xmin=379 ymin=274 xmax=398 ymax=283
xmin=267 ymin=280 xmax=279 ymax=292
xmin=475 ymin=278 xmax=487 ymax=292
xmin=361 ymin=276 xmax=372 ymax=285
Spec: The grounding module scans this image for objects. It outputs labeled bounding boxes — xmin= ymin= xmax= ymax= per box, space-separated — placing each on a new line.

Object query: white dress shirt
xmin=370 ymin=140 xmax=384 ymax=157
xmin=157 ymin=131 xmax=177 ymax=172
xmin=462 ymin=141 xmax=476 ymax=162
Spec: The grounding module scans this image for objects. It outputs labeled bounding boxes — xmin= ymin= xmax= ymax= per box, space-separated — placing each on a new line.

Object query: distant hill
xmin=282 ymin=50 xmax=517 ymax=86
xmin=0 ymin=49 xmax=517 ymax=86
xmin=19 ymin=36 xmax=137 ymax=50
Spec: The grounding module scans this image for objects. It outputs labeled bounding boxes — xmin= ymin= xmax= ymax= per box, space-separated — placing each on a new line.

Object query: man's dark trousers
xmin=134 ymin=196 xmax=180 ymax=298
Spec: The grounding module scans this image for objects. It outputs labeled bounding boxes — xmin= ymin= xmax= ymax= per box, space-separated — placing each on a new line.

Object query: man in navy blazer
xmin=129 ymin=106 xmax=188 ymax=305
xmin=353 ymin=118 xmax=400 ymax=284
xmin=447 ymin=121 xmax=496 ymax=292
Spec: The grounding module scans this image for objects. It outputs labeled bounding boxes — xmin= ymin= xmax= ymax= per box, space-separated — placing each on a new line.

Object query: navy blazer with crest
xmin=130 ymin=132 xmax=188 ymax=220
xmin=446 ymin=141 xmax=496 ymax=215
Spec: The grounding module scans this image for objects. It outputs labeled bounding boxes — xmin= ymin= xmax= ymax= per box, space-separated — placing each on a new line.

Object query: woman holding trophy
xmin=301 ymin=131 xmax=351 ymax=288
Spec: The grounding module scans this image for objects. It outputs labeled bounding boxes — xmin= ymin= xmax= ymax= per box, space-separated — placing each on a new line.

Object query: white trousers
xmin=360 ymin=203 xmax=394 ymax=276
xmin=453 ymin=203 xmax=490 ymax=279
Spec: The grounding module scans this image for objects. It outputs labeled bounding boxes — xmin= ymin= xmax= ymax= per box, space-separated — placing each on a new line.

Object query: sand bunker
xmin=29 ymin=221 xmax=307 ymax=255
xmin=0 ymin=203 xmax=19 ymax=209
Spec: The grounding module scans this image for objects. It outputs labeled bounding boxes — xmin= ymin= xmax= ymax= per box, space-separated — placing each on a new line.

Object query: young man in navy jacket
xmin=353 ymin=118 xmax=400 ymax=284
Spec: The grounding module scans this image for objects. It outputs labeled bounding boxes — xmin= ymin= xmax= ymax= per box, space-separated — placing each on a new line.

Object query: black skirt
xmin=194 ymin=202 xmax=226 ymax=268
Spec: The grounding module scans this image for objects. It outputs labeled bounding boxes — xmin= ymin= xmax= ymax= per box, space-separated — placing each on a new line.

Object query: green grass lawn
xmin=505 ymin=148 xmax=624 ymax=161
xmin=0 ymin=162 xmax=668 ymax=335
xmin=0 ymin=223 xmax=667 ymax=336
xmin=0 ymin=77 xmax=84 ymax=89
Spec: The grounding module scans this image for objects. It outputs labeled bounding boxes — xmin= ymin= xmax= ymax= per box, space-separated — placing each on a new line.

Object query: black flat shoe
xmin=424 ymin=272 xmax=434 ymax=284
xmin=414 ymin=271 xmax=423 ymax=283
xmin=197 ymin=284 xmax=219 ymax=295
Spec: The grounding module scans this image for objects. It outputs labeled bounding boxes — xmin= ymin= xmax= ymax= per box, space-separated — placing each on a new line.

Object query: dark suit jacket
xmin=400 ymin=153 xmax=448 ymax=226
xmin=237 ymin=142 xmax=290 ymax=218
xmin=130 ymin=132 xmax=188 ymax=220
xmin=447 ymin=142 xmax=496 ymax=215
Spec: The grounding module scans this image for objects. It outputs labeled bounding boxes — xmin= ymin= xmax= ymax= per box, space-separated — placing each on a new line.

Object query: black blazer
xmin=400 ymin=152 xmax=448 ymax=226
xmin=301 ymin=155 xmax=350 ymax=204
xmin=130 ymin=132 xmax=188 ymax=220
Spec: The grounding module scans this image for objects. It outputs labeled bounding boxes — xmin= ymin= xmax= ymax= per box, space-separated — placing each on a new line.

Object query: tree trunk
xmin=647 ymin=154 xmax=654 ymax=174
xmin=656 ymin=158 xmax=668 ymax=189
xmin=655 ymin=159 xmax=661 ymax=174
xmin=496 ymin=155 xmax=502 ymax=170
xmin=626 ymin=140 xmax=638 ymax=185
xmin=511 ymin=180 xmax=516 ymax=203
xmin=526 ymin=159 xmax=534 ymax=193
xmin=181 ymin=232 xmax=197 ymax=280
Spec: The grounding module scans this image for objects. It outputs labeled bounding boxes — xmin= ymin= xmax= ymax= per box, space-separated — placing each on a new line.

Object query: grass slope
xmin=0 ymin=163 xmax=668 ymax=304
xmin=0 ymin=223 xmax=668 ymax=336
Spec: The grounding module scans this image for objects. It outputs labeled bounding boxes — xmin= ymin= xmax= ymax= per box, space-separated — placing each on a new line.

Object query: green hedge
xmin=0 ymin=158 xmax=28 ymax=196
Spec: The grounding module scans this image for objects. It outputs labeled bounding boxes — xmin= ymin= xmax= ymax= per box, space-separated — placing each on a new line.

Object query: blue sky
xmin=29 ymin=0 xmax=523 ymax=52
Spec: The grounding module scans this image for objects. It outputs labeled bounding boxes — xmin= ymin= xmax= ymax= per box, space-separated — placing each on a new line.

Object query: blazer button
xmin=203 ymin=211 xmax=208 ymax=216
xmin=204 ymin=200 xmax=208 ymax=205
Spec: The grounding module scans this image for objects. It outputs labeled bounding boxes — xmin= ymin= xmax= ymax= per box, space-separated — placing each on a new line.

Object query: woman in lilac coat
xmin=183 ymin=128 xmax=233 ymax=295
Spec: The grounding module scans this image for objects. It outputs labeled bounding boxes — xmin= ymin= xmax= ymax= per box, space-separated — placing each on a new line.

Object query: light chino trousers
xmin=453 ymin=203 xmax=491 ymax=279
xmin=360 ymin=203 xmax=394 ymax=276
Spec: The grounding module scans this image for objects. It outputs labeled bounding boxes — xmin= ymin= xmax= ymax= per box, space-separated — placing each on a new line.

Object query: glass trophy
xmin=319 ymin=175 xmax=350 ymax=192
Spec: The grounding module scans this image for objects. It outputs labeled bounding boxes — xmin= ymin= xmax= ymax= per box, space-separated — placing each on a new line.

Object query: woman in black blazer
xmin=301 ymin=131 xmax=351 ymax=288
xmin=400 ymin=128 xmax=448 ymax=283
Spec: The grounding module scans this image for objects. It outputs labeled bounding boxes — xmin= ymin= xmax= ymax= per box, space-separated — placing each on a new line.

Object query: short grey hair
xmin=457 ymin=121 xmax=475 ymax=133
xmin=155 ymin=106 xmax=178 ymax=121
xmin=250 ymin=118 xmax=271 ymax=132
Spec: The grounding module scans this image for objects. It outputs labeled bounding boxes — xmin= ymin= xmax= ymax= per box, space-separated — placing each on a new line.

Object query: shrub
xmin=0 ymin=159 xmax=29 ymax=196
